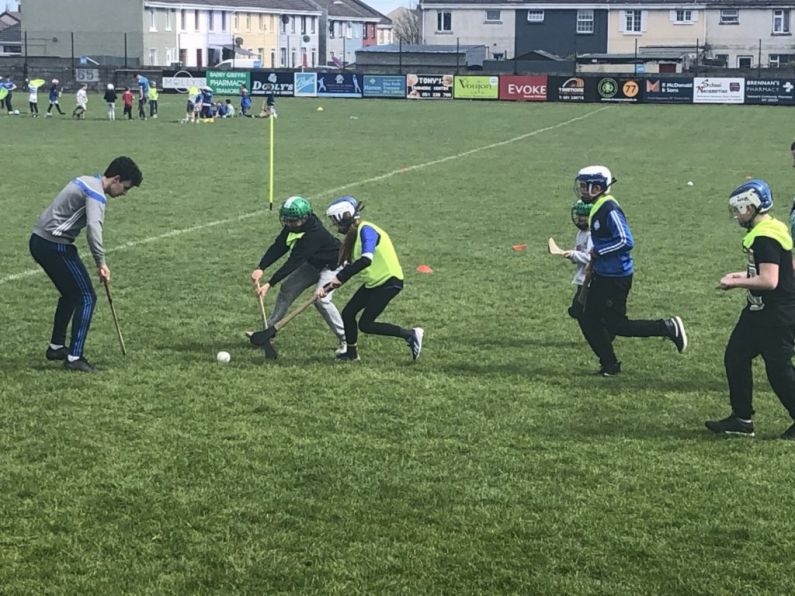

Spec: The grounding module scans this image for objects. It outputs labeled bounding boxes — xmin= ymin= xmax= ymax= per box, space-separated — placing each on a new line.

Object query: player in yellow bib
xmin=316 ymin=196 xmax=423 ymax=362
xmin=707 ymin=179 xmax=795 ymax=439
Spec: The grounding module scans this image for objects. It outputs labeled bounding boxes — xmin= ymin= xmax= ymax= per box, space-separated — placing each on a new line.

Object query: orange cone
xmin=512 ymin=244 xmax=528 ymax=251
xmin=416 ymin=264 xmax=433 ymax=273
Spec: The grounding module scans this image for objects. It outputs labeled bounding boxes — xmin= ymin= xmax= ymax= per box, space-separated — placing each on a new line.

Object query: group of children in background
xmin=5 ymin=74 xmax=276 ymax=123
xmin=7 ymin=73 xmax=158 ymax=121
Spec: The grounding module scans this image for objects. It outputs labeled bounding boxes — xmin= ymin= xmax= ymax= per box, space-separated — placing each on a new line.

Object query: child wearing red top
xmin=122 ymin=88 xmax=133 ymax=120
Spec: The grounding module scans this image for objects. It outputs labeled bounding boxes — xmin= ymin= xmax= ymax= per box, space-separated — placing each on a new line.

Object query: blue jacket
xmin=589 ymin=195 xmax=634 ymax=277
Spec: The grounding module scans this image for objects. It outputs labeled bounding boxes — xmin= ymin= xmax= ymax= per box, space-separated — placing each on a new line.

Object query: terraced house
xmin=20 ymin=0 xmax=387 ymax=68
xmin=419 ymin=0 xmax=795 ymax=69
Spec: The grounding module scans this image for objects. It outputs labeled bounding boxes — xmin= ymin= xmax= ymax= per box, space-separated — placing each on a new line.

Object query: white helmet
xmin=52 ymin=78 xmax=59 ymax=84
xmin=574 ymin=165 xmax=614 ymax=202
xmin=107 ymin=83 xmax=114 ymax=90
xmin=326 ymin=195 xmax=361 ymax=224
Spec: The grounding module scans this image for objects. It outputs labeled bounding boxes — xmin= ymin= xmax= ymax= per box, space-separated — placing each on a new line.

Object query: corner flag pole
xmin=268 ymin=114 xmax=275 ymax=210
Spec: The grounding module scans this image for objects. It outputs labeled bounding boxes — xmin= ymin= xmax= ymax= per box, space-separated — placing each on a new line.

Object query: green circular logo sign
xmin=598 ymin=78 xmax=618 ymax=98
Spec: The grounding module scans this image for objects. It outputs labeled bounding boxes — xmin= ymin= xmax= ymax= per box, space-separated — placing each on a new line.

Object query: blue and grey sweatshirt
xmin=32 ymin=176 xmax=108 ymax=266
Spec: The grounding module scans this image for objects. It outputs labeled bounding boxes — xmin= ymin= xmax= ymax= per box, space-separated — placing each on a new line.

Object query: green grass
xmin=2 ymin=95 xmax=795 ymax=594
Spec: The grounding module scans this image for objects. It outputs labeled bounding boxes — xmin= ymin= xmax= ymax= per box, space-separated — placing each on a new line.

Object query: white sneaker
xmin=335 ymin=341 xmax=348 ymax=355
xmin=407 ymin=327 xmax=424 ymax=361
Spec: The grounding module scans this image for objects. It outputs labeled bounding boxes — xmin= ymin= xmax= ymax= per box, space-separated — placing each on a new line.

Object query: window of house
xmin=222 ymin=12 xmax=227 ymax=30
xmin=291 ymin=49 xmax=296 ymax=68
xmin=281 ymin=16 xmax=287 ymax=33
xmin=527 ymin=10 xmax=544 ymax=23
xmin=311 ymin=49 xmax=317 ymax=67
xmin=773 ymin=9 xmax=790 ymax=34
xmin=208 ymin=11 xmax=215 ymax=31
xmin=258 ymin=48 xmax=265 ymax=63
xmin=246 ymin=13 xmax=251 ymax=31
xmin=259 ymin=14 xmax=265 ymax=31
xmin=291 ymin=16 xmax=297 ymax=33
xmin=280 ymin=47 xmax=286 ymax=66
xmin=437 ymin=11 xmax=452 ymax=32
xmin=148 ymin=48 xmax=157 ymax=65
xmin=346 ymin=22 xmax=353 ymax=38
xmin=577 ymin=10 xmax=594 ymax=34
xmin=302 ymin=16 xmax=307 ymax=34
xmin=194 ymin=10 xmax=200 ymax=31
xmin=181 ymin=9 xmax=187 ymax=30
xmin=235 ymin=13 xmax=240 ymax=30
xmin=311 ymin=17 xmax=316 ymax=34
xmin=674 ymin=9 xmax=694 ymax=23
xmin=270 ymin=49 xmax=276 ymax=68
xmin=165 ymin=10 xmax=172 ymax=31
xmin=720 ymin=9 xmax=739 ymax=25
xmin=737 ymin=55 xmax=752 ymax=68
xmin=148 ymin=8 xmax=157 ymax=31
xmin=623 ymin=10 xmax=642 ymax=33
xmin=329 ymin=20 xmax=335 ymax=38
xmin=486 ymin=10 xmax=500 ymax=22
xmin=770 ymin=53 xmax=795 ymax=67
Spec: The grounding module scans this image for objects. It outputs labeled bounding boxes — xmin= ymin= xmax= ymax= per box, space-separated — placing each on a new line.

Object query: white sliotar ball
xmin=216 ymin=351 xmax=231 ymax=364
xmin=687 ymin=181 xmax=694 ymax=186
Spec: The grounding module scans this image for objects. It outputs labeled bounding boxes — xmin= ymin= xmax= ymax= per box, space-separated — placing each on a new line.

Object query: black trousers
xmin=580 ymin=273 xmax=668 ymax=368
xmin=342 ymin=277 xmax=410 ymax=345
xmin=29 ymin=234 xmax=97 ymax=358
xmin=47 ymin=101 xmax=64 ymax=114
xmin=725 ymin=309 xmax=795 ymax=420
xmin=29 ymin=101 xmax=38 ymax=114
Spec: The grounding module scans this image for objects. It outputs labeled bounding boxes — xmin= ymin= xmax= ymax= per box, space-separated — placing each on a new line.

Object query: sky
xmin=361 ymin=0 xmax=413 ymax=16
xmin=5 ymin=0 xmax=19 ymax=11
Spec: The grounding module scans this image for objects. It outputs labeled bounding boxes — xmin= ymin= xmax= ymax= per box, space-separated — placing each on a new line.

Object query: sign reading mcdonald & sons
xmin=642 ymin=78 xmax=693 ymax=103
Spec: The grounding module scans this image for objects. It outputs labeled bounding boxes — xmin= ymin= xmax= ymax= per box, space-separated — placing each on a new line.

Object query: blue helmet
xmin=729 ymin=179 xmax=773 ymax=218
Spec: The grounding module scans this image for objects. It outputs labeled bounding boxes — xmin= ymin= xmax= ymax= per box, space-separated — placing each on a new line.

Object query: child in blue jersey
xmin=29 ymin=157 xmax=143 ymax=373
xmin=315 ymin=196 xmax=423 ymax=362
xmin=575 ymin=165 xmax=687 ymax=376
xmin=45 ymin=79 xmax=64 ymax=116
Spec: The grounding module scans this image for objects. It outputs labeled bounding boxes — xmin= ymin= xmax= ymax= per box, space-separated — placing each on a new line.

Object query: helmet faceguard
xmin=279 ymin=196 xmax=312 ymax=228
xmin=570 ymin=200 xmax=592 ymax=230
xmin=729 ymin=179 xmax=773 ymax=229
xmin=574 ymin=166 xmax=614 ymax=203
xmin=326 ymin=195 xmax=363 ymax=233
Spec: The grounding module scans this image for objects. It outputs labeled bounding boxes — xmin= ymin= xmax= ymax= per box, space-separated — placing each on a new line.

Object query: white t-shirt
xmin=76 ymin=89 xmax=87 ymax=108
xmin=568 ymin=228 xmax=593 ymax=286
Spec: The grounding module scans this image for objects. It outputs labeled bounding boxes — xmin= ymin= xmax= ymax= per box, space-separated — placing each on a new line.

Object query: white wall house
xmin=705 ymin=5 xmax=795 ymax=68
xmin=422 ymin=6 xmax=516 ymax=59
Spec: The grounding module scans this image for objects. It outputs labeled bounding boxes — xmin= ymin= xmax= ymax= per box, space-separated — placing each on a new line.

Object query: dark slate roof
xmin=150 ymin=0 xmax=321 ymax=12
xmin=419 ymin=0 xmax=795 ymax=6
xmin=358 ymin=43 xmax=484 ymax=52
xmin=0 ymin=21 xmax=20 ymax=43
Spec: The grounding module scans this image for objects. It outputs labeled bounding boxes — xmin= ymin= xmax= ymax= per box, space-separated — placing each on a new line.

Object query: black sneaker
xmin=336 ymin=344 xmax=359 ymax=361
xmin=407 ymin=327 xmax=424 ymax=361
xmin=46 ymin=346 xmax=68 ymax=361
xmin=665 ymin=316 xmax=688 ymax=353
xmin=64 ymin=357 xmax=97 ymax=373
xmin=596 ymin=362 xmax=621 ymax=377
xmin=780 ymin=422 xmax=795 ymax=440
xmin=705 ymin=415 xmax=754 ymax=437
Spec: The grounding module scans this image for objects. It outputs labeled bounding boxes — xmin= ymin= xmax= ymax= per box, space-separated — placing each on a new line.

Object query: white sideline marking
xmin=1 ymin=106 xmax=609 ymax=286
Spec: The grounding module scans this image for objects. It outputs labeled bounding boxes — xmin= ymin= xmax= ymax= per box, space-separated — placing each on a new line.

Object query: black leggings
xmin=29 ymin=102 xmax=38 ymax=114
xmin=342 ymin=277 xmax=411 ymax=345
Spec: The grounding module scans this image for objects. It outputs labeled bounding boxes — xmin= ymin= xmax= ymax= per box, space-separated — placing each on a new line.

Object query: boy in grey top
xmin=29 ymin=156 xmax=143 ymax=372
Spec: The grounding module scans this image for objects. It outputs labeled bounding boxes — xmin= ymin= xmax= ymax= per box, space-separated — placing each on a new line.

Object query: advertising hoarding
xmin=362 ymin=75 xmax=407 ymax=98
xmin=454 ymin=76 xmax=499 ymax=100
xmin=693 ymin=77 xmax=744 ymax=104
xmin=406 ymin=74 xmax=453 ymax=99
xmin=499 ymin=75 xmax=548 ymax=101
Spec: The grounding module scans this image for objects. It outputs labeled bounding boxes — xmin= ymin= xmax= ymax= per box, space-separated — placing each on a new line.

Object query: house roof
xmin=419 ymin=0 xmax=794 ymax=6
xmin=0 ymin=22 xmax=20 ymax=43
xmin=147 ymin=0 xmax=321 ymax=13
xmin=309 ymin=0 xmax=387 ymax=20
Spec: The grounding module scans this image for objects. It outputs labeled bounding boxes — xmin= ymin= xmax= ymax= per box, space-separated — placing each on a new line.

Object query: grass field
xmin=2 ymin=94 xmax=795 ymax=594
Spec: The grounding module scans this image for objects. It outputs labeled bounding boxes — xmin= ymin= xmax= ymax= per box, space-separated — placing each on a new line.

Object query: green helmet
xmin=570 ymin=200 xmax=592 ymax=229
xmin=279 ymin=196 xmax=312 ymax=223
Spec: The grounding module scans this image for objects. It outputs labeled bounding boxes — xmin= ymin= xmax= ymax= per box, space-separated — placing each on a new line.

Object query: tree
xmin=392 ymin=8 xmax=421 ymax=45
